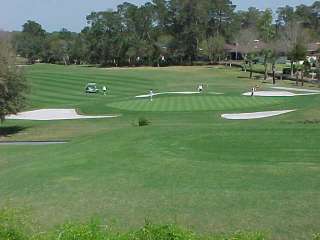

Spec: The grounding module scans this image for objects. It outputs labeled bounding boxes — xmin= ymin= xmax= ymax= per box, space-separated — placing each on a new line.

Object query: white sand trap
xmin=242 ymin=91 xmax=317 ymax=97
xmin=271 ymin=86 xmax=320 ymax=93
xmin=222 ymin=110 xmax=295 ymax=120
xmin=136 ymin=91 xmax=200 ymax=98
xmin=6 ymin=109 xmax=119 ymax=121
xmin=16 ymin=65 xmax=31 ymax=67
xmin=243 ymin=91 xmax=295 ymax=97
xmin=208 ymin=92 xmax=225 ymax=95
xmin=0 ymin=141 xmax=68 ymax=146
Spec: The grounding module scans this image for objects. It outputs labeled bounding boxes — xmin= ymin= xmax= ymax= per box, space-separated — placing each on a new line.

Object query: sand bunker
xmin=221 ymin=110 xmax=295 ymax=120
xmin=0 ymin=141 xmax=68 ymax=146
xmin=271 ymin=86 xmax=320 ymax=93
xmin=6 ymin=109 xmax=119 ymax=121
xmin=136 ymin=91 xmax=200 ymax=98
xmin=242 ymin=91 xmax=318 ymax=97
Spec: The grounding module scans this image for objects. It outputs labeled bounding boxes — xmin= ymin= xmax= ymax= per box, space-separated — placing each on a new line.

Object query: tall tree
xmin=168 ymin=0 xmax=202 ymax=64
xmin=0 ymin=40 xmax=27 ymax=122
xmin=238 ymin=7 xmax=262 ymax=29
xmin=279 ymin=21 xmax=309 ymax=76
xmin=276 ymin=6 xmax=295 ymax=28
xmin=200 ymin=35 xmax=225 ymax=64
xmin=257 ymin=9 xmax=275 ymax=42
xmin=236 ymin=28 xmax=259 ymax=76
xmin=289 ymin=42 xmax=307 ymax=81
xmin=15 ymin=20 xmax=46 ymax=63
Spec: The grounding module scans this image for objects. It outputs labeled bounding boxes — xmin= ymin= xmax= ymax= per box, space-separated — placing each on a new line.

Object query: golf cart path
xmin=221 ymin=110 xmax=296 ymax=120
xmin=242 ymin=91 xmax=318 ymax=97
xmin=6 ymin=109 xmax=119 ymax=121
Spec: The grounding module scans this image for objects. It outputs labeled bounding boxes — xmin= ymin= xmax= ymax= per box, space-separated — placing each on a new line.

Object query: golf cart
xmin=85 ymin=83 xmax=99 ymax=94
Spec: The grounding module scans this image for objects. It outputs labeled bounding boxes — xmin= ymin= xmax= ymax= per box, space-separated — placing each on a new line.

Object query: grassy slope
xmin=1 ymin=64 xmax=320 ymax=239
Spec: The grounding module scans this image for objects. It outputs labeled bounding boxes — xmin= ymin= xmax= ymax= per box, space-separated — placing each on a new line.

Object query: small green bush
xmin=52 ymin=220 xmax=108 ymax=240
xmin=0 ymin=207 xmax=28 ymax=240
xmin=313 ymin=233 xmax=320 ymax=240
xmin=227 ymin=231 xmax=265 ymax=240
xmin=129 ymin=222 xmax=196 ymax=240
xmin=138 ymin=117 xmax=150 ymax=127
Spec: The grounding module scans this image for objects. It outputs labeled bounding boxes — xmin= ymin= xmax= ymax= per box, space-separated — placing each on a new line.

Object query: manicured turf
xmin=108 ymin=95 xmax=283 ymax=112
xmin=1 ymin=64 xmax=320 ymax=240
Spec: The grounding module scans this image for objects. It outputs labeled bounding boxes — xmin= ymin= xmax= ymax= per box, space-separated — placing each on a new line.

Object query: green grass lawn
xmin=1 ymin=64 xmax=320 ymax=239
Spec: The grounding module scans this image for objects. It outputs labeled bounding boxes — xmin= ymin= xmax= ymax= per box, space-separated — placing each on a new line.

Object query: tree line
xmin=11 ymin=0 xmax=320 ymax=70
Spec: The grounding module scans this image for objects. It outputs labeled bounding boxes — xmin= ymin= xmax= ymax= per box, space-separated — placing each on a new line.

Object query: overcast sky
xmin=0 ymin=0 xmax=316 ymax=32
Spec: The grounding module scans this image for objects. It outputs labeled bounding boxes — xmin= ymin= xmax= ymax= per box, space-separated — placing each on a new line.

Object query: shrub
xmin=138 ymin=117 xmax=150 ymax=127
xmin=129 ymin=222 xmax=197 ymax=240
xmin=313 ymin=233 xmax=320 ymax=240
xmin=53 ymin=220 xmax=107 ymax=240
xmin=227 ymin=231 xmax=265 ymax=240
xmin=0 ymin=207 xmax=28 ymax=240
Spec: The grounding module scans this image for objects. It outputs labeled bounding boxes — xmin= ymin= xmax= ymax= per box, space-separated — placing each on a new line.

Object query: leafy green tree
xmin=202 ymin=0 xmax=236 ymax=39
xmin=236 ymin=28 xmax=258 ymax=74
xmin=200 ymin=35 xmax=225 ymax=64
xmin=15 ymin=20 xmax=46 ymax=63
xmin=260 ymin=47 xmax=274 ymax=80
xmin=0 ymin=40 xmax=27 ymax=122
xmin=238 ymin=7 xmax=262 ymax=29
xmin=257 ymin=9 xmax=275 ymax=42
xmin=277 ymin=20 xmax=310 ymax=76
xmin=276 ymin=5 xmax=296 ymax=28
xmin=289 ymin=42 xmax=307 ymax=84
xmin=168 ymin=0 xmax=201 ymax=65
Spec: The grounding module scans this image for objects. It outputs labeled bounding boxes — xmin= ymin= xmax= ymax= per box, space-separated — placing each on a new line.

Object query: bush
xmin=130 ymin=222 xmax=196 ymax=240
xmin=313 ymin=233 xmax=320 ymax=240
xmin=53 ymin=220 xmax=107 ymax=240
xmin=226 ymin=231 xmax=265 ymax=240
xmin=0 ymin=207 xmax=28 ymax=240
xmin=138 ymin=117 xmax=150 ymax=127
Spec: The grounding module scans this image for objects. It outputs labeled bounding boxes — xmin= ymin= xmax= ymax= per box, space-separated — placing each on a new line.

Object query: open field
xmin=1 ymin=64 xmax=320 ymax=239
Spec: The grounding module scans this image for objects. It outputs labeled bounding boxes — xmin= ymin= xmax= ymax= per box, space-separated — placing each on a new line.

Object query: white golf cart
xmin=85 ymin=83 xmax=99 ymax=94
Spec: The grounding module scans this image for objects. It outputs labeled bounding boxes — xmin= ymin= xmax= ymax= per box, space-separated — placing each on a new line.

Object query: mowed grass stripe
xmin=108 ymin=96 xmax=284 ymax=112
xmin=31 ymin=79 xmax=141 ymax=100
xmin=29 ymin=93 xmax=87 ymax=104
xmin=29 ymin=73 xmax=149 ymax=88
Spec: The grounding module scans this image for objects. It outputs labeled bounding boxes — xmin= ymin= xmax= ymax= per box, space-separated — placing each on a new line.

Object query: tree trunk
xmin=301 ymin=72 xmax=304 ymax=86
xmin=249 ymin=61 xmax=253 ymax=79
xmin=243 ymin=54 xmax=247 ymax=72
xmin=290 ymin=61 xmax=294 ymax=77
xmin=272 ymin=63 xmax=276 ymax=85
xmin=264 ymin=63 xmax=268 ymax=80
xmin=317 ymin=57 xmax=320 ymax=84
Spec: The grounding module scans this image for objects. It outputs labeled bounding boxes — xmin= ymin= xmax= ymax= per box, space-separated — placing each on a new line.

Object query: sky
xmin=0 ymin=0 xmax=316 ymax=33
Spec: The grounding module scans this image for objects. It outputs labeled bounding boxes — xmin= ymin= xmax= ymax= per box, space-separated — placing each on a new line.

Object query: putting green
xmin=108 ymin=95 xmax=284 ymax=112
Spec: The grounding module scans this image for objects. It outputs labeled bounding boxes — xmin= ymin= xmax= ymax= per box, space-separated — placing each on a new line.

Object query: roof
xmin=307 ymin=42 xmax=320 ymax=52
xmin=224 ymin=40 xmax=267 ymax=53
